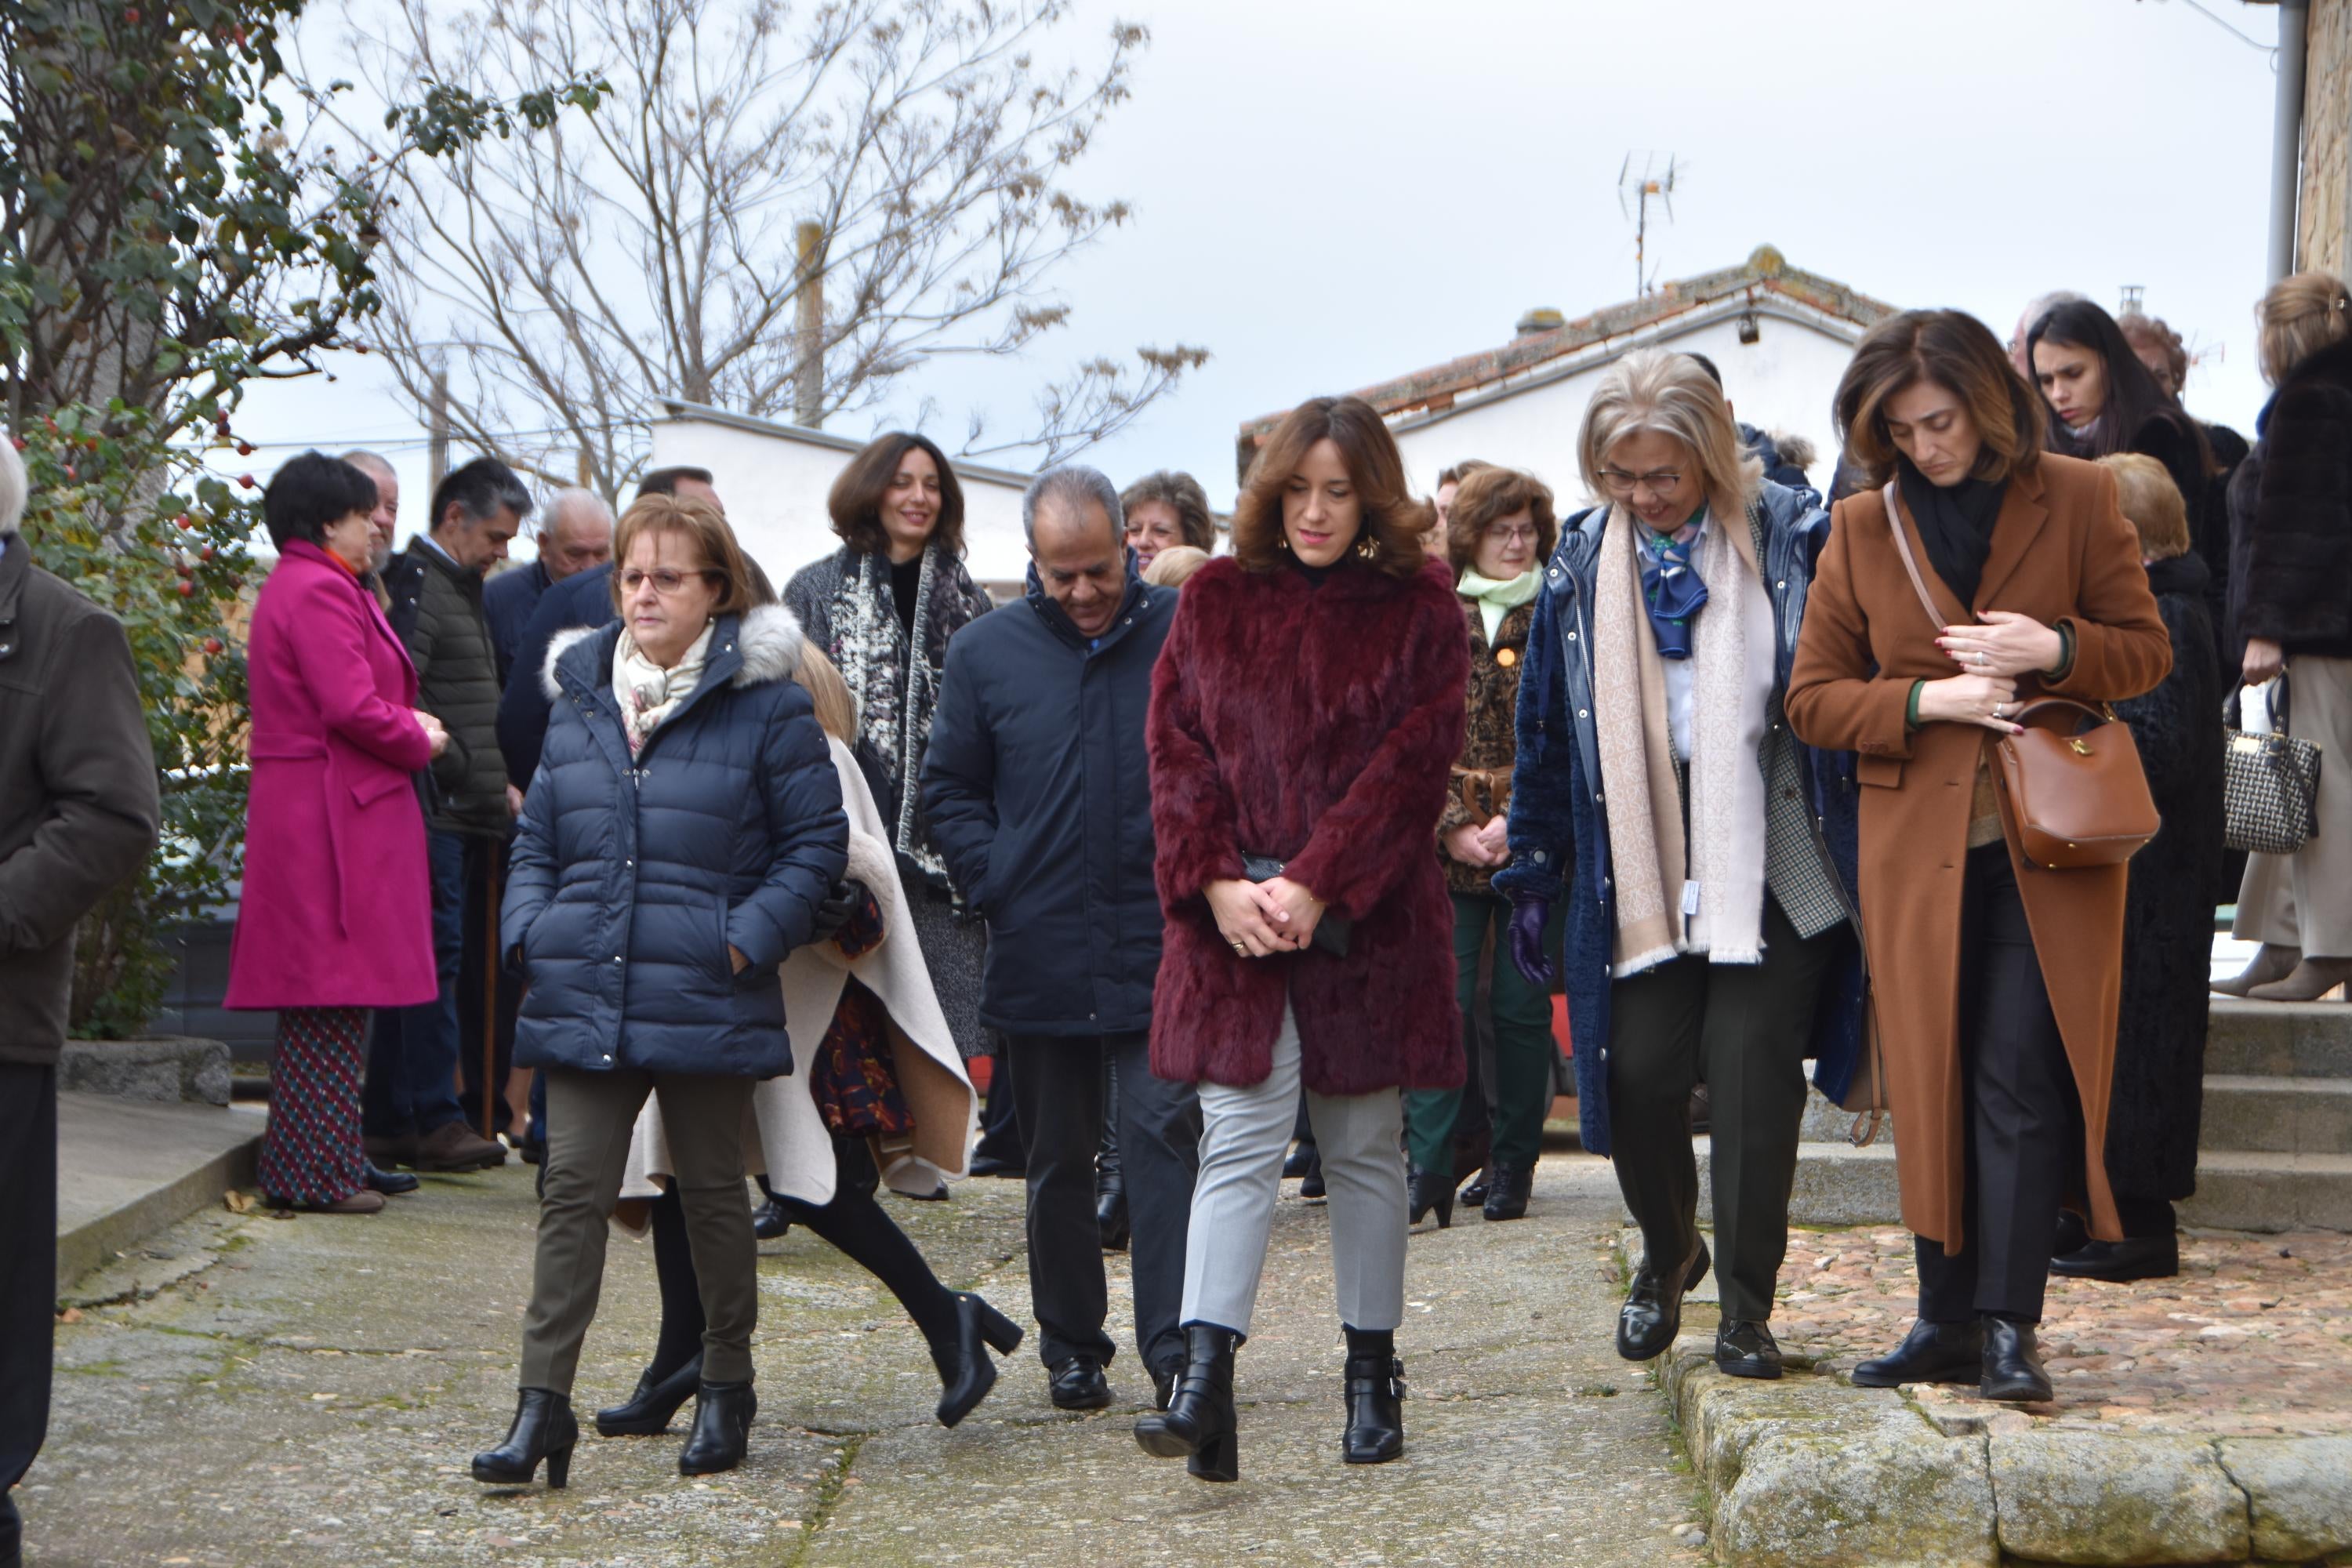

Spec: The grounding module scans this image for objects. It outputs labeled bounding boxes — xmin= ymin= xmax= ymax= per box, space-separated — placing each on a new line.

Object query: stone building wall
xmin=2301 ymin=0 xmax=2352 ymax=276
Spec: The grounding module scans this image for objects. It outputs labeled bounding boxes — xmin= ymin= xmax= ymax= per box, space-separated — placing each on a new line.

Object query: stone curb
xmin=1659 ymin=1339 xmax=2352 ymax=1566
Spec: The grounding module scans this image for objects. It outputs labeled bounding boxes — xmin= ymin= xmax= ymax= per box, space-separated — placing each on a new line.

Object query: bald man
xmin=482 ymin=488 xmax=615 ymax=682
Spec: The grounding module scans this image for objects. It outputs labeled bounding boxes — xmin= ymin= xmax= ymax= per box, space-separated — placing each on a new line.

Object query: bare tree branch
xmin=344 ymin=0 xmax=1203 ymax=497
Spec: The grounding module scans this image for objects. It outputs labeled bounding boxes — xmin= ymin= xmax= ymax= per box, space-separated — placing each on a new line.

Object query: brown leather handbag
xmin=1881 ymin=482 xmax=2161 ymax=869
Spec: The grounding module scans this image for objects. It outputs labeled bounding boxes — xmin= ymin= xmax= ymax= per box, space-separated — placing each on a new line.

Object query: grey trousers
xmin=521 ymin=1067 xmax=757 ymax=1394
xmin=1180 ymin=1002 xmax=1407 ymax=1338
xmin=2236 ymin=653 xmax=2352 ymax=959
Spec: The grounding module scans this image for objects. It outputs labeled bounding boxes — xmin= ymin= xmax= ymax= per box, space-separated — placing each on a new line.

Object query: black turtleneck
xmin=1291 ymin=558 xmax=1336 ymax=588
xmin=889 ymin=554 xmax=922 ymax=641
xmin=1896 ymin=459 xmax=2006 ymax=610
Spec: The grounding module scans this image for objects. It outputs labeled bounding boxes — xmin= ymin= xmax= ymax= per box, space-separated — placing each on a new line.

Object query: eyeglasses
xmin=1483 ymin=523 xmax=1540 ymax=546
xmin=1599 ymin=467 xmax=1686 ymax=499
xmin=619 ymin=568 xmax=717 ymax=596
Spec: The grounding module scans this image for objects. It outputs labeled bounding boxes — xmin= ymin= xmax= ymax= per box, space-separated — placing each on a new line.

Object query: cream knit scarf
xmin=612 ymin=620 xmax=714 ymax=757
xmin=1590 ymin=503 xmax=1776 ymax=975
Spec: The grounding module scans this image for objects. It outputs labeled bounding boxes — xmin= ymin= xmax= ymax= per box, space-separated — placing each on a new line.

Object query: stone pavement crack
xmin=779 ymin=1434 xmax=865 ymax=1568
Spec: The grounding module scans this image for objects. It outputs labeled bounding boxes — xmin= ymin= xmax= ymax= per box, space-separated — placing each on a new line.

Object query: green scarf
xmin=1456 ymin=565 xmax=1541 ymax=644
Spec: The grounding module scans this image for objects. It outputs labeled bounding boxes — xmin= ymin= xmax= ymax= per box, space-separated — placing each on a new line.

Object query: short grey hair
xmin=1022 ymin=463 xmax=1123 ymax=549
xmin=0 ymin=432 xmax=24 ymax=535
xmin=539 ymin=486 xmax=615 ymax=539
xmin=338 ymin=448 xmax=395 ymax=485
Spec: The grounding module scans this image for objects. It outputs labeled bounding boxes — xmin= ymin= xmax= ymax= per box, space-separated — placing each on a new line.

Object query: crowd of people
xmin=5 ymin=267 xmax=2351 ymax=1548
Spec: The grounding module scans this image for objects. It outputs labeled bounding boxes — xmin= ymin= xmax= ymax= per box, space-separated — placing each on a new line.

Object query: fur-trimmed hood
xmin=540 ymin=602 xmax=808 ymax=701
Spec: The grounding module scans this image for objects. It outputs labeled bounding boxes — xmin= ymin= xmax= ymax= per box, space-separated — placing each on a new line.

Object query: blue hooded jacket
xmin=1494 ymin=481 xmax=1864 ymax=1155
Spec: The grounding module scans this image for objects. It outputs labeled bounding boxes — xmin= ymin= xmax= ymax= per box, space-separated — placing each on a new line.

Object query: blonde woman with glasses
xmin=1497 ymin=350 xmax=1859 ymax=1382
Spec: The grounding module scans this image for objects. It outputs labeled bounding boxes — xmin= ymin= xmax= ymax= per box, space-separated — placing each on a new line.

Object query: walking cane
xmin=482 ymin=849 xmax=501 ymax=1143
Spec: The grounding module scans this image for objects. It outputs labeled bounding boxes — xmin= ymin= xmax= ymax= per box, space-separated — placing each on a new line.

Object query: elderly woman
xmin=1406 ymin=464 xmax=1561 ymax=1230
xmin=1788 ymin=309 xmax=2169 ymax=1403
xmin=2221 ymin=270 xmax=2352 ymax=1003
xmin=1136 ymin=394 xmax=1466 ymax=1482
xmin=1498 ymin=352 xmax=1856 ymax=1382
xmin=1120 ymin=470 xmax=1218 ymax=572
xmin=474 ymin=495 xmax=846 ymax=1489
xmin=604 ymin=644 xmax=1014 ymax=1440
xmin=225 ymin=452 xmax=448 ymax=1214
xmin=2053 ymin=455 xmax=2223 ymax=1283
xmin=783 ymin=434 xmax=995 ymax=1060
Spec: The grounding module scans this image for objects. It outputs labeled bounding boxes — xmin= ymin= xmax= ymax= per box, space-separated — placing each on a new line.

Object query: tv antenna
xmin=1619 ymin=153 xmax=1679 ymax=297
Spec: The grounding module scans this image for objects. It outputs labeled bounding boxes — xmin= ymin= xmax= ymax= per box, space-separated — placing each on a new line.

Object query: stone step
xmin=2177 ymin=1151 xmax=2352 ymax=1232
xmin=2204 ymin=998 xmax=2352 ymax=1078
xmin=1690 ymin=1140 xmax=2352 ymax=1234
xmin=2199 ymin=1074 xmax=2352 ymax=1155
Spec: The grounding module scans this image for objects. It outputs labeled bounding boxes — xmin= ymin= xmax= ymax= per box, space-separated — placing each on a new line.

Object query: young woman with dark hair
xmin=1789 ymin=308 xmax=2169 ymax=1403
xmin=782 ymin=433 xmax=996 ymax=1062
xmin=2029 ymin=301 xmax=2220 ymax=641
xmin=1136 ymin=394 xmax=1467 ymax=1481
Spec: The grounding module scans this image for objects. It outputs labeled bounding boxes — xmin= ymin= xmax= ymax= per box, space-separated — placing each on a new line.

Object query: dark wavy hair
xmin=826 ymin=432 xmax=967 ymax=559
xmin=1230 ymin=396 xmax=1430 ymax=579
xmin=1444 ymin=466 xmax=1556 ymax=574
xmin=2027 ymin=299 xmax=2213 ymax=477
xmin=1834 ymin=309 xmax=2045 ymax=488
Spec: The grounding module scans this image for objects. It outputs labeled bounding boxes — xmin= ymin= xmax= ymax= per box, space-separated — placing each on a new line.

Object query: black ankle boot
xmin=1340 ymin=1328 xmax=1405 ymax=1465
xmin=1407 ymin=1167 xmax=1454 ymax=1229
xmin=1850 ymin=1319 xmax=1984 ymax=1388
xmin=677 ymin=1381 xmax=757 ymax=1475
xmin=931 ymin=1293 xmax=1023 ymax=1428
xmin=1482 ymin=1163 xmax=1532 ymax=1222
xmin=473 ymin=1388 xmax=578 ymax=1488
xmin=1980 ymin=1318 xmax=2053 ymax=1403
xmin=1134 ymin=1323 xmax=1240 ymax=1483
xmin=595 ymin=1353 xmax=702 ymax=1437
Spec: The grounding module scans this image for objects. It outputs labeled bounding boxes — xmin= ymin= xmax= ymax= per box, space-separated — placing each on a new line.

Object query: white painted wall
xmin=1393 ymin=313 xmax=1861 ymax=507
xmin=647 ymin=411 xmax=1036 ymax=595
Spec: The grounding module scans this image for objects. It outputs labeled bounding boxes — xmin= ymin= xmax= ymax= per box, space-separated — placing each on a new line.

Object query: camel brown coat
xmin=1785 ymin=454 xmax=2169 ymax=1253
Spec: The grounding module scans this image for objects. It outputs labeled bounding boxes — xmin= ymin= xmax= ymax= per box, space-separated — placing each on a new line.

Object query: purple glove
xmin=1507 ymin=892 xmax=1556 ymax=989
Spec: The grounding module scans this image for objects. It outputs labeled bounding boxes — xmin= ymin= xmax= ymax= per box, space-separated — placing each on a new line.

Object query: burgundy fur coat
xmin=1147 ymin=554 xmax=1470 ymax=1095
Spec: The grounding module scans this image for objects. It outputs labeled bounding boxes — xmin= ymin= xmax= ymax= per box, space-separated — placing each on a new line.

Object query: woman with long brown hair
xmin=782 ymin=434 xmax=996 ymax=1060
xmin=1787 ymin=309 xmax=2169 ymax=1403
xmin=1134 ymin=395 xmax=1467 ymax=1482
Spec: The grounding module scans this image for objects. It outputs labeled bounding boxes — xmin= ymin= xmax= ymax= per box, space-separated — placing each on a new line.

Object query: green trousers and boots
xmin=1403 ymin=893 xmax=1563 ymax=1222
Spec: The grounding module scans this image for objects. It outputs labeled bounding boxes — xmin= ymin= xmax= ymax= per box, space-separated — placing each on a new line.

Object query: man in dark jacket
xmin=0 ymin=449 xmax=161 ymax=1567
xmin=372 ymin=456 xmax=529 ymax=1172
xmin=481 ymin=488 xmax=614 ymax=682
xmin=921 ymin=464 xmax=1200 ymax=1412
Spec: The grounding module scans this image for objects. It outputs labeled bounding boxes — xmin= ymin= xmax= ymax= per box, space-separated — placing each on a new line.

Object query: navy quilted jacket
xmin=501 ymin=604 xmax=848 ymax=1077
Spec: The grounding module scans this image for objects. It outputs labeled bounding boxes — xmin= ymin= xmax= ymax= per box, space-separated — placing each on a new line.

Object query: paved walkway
xmin=32 ymin=1156 xmax=1708 ymax=1568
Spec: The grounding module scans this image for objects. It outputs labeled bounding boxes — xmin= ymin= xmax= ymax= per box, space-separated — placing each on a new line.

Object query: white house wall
xmin=1394 ymin=314 xmax=1861 ymax=506
xmin=648 ymin=415 xmax=1036 ymax=596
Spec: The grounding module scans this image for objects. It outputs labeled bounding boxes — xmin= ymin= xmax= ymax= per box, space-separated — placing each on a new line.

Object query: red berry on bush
xmin=200 ymin=543 xmax=216 ymax=560
xmin=236 ymin=441 xmax=252 ymax=456
xmin=9 ymin=437 xmax=23 ymax=452
xmin=203 ymin=637 xmax=224 ymax=655
xmin=176 ymin=514 xmax=194 ymax=529
xmin=63 ymin=466 xmax=76 ymax=480
xmin=237 ymin=474 xmax=256 ymax=489
xmin=176 ymin=580 xmax=194 ymax=597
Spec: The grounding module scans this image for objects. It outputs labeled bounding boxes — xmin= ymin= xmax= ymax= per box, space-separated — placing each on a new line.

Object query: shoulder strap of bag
xmin=1880 ymin=481 xmax=1946 ymax=634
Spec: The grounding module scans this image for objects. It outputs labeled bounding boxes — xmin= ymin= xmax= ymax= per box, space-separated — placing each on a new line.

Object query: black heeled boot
xmin=931 ymin=1293 xmax=1025 ymax=1428
xmin=473 ymin=1388 xmax=578 ymax=1488
xmin=1407 ymin=1167 xmax=1454 ymax=1229
xmin=1341 ymin=1327 xmax=1405 ymax=1465
xmin=1134 ymin=1323 xmax=1240 ymax=1483
xmin=594 ymin=1353 xmax=702 ymax=1437
xmin=1482 ymin=1163 xmax=1532 ymax=1222
xmin=677 ymin=1381 xmax=757 ymax=1475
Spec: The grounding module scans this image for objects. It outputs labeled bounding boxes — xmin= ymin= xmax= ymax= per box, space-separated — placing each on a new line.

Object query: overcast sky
xmin=219 ymin=0 xmax=2288 ymax=545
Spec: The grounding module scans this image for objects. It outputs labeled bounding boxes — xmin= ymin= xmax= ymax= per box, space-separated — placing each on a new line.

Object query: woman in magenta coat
xmin=226 ymin=452 xmax=448 ymax=1214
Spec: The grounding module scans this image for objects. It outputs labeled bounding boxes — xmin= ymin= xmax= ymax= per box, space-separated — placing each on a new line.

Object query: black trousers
xmin=1915 ymin=842 xmax=2084 ymax=1325
xmin=1606 ymin=899 xmax=1842 ymax=1323
xmin=1 ymin=1063 xmax=56 ymax=1514
xmin=456 ymin=835 xmax=523 ymax=1136
xmin=1003 ymin=1030 xmax=1200 ymax=1377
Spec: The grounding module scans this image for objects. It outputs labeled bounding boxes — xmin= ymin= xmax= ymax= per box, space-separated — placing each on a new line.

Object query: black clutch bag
xmin=1240 ymin=854 xmax=1353 ymax=957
